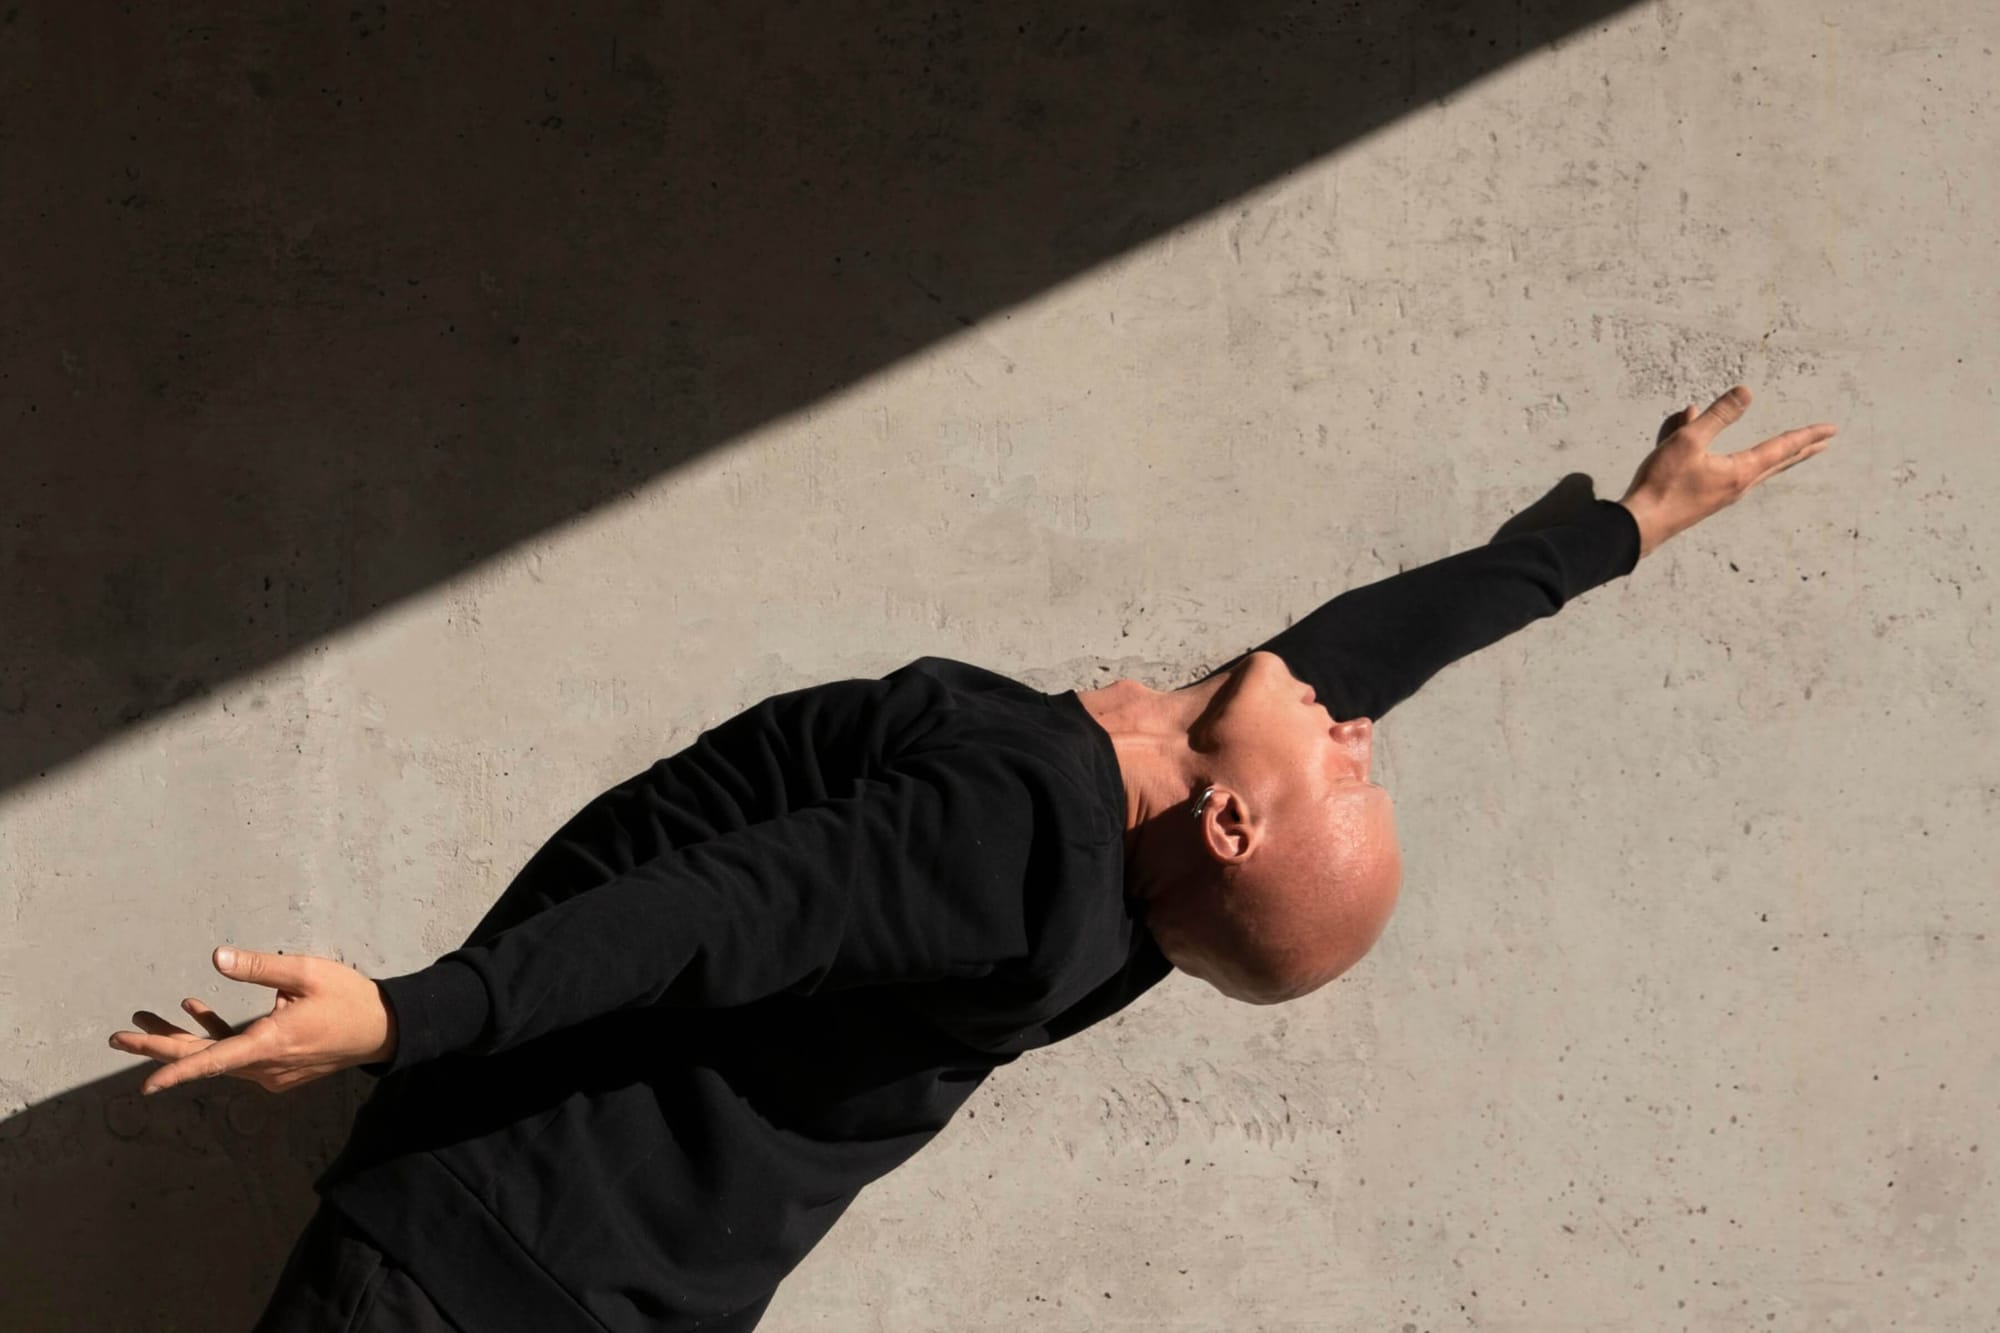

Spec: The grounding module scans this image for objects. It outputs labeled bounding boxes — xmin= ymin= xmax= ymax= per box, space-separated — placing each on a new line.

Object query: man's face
xmin=1204 ymin=651 xmax=1390 ymax=827
xmin=1181 ymin=650 xmax=1403 ymax=1000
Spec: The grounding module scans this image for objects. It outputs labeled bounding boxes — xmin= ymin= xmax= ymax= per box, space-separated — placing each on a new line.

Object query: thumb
xmin=215 ymin=944 xmax=310 ymax=991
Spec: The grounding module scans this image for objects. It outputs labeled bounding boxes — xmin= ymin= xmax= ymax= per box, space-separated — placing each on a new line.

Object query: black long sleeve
xmin=363 ymin=744 xmax=1038 ymax=1077
xmin=1249 ymin=498 xmax=1642 ymax=722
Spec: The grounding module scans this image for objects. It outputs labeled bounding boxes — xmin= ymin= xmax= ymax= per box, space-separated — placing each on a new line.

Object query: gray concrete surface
xmin=4 ymin=2 xmax=1996 ymax=1329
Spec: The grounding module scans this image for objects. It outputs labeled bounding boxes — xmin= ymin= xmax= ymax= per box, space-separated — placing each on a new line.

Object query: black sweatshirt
xmin=313 ymin=499 xmax=1641 ymax=1332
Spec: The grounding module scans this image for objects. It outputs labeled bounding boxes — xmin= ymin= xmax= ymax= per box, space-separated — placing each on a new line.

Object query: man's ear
xmin=1201 ymin=790 xmax=1255 ymax=864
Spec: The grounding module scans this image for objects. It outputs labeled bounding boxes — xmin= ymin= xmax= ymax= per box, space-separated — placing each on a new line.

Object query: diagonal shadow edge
xmin=2 ymin=0 xmax=1645 ymax=801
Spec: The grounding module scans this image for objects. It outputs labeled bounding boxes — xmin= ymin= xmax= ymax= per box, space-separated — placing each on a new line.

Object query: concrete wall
xmin=4 ymin=2 xmax=1994 ymax=1329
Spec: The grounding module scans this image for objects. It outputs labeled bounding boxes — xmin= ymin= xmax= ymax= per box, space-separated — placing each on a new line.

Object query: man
xmin=113 ymin=385 xmax=1835 ymax=1331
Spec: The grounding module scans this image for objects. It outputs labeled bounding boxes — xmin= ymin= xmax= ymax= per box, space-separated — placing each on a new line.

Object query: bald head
xmin=1146 ymin=777 xmax=1402 ymax=1004
xmin=1078 ymin=650 xmax=1405 ymax=1006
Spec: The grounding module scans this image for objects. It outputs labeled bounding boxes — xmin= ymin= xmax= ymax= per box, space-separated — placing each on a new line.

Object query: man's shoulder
xmin=738 ymin=654 xmax=1116 ymax=840
xmin=885 ymin=654 xmax=1038 ymax=695
xmin=748 ymin=655 xmax=1039 ymax=727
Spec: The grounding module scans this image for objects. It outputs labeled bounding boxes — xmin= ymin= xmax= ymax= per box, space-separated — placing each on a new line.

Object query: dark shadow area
xmin=3 ymin=0 xmax=1641 ymax=797
xmin=0 ymin=1067 xmax=373 ymax=1332
xmin=1488 ymin=470 xmax=1604 ymax=544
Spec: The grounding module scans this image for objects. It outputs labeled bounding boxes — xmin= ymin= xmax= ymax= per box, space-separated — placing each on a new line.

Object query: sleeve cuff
xmin=1541 ymin=498 xmax=1641 ymax=586
xmin=1599 ymin=498 xmax=1643 ymax=577
xmin=356 ymin=958 xmax=491 ymax=1078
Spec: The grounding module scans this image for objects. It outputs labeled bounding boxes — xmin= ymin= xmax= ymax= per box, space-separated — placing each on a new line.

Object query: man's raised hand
xmin=108 ymin=945 xmax=398 ymax=1095
xmin=1618 ymin=384 xmax=1839 ymax=559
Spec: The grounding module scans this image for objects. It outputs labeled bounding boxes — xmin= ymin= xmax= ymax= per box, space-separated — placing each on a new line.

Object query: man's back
xmin=314 ymin=656 xmax=1163 ymax=1332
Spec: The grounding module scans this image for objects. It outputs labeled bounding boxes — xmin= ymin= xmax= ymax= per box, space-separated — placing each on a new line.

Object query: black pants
xmin=252 ymin=1202 xmax=462 ymax=1332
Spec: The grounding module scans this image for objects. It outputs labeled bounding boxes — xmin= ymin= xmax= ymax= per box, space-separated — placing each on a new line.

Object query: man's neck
xmin=1074 ymin=672 xmax=1229 ymax=837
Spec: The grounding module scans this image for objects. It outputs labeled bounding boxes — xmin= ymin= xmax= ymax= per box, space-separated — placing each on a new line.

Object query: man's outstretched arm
xmin=1250 ymin=496 xmax=1639 ymax=724
xmin=1243 ymin=385 xmax=1837 ymax=722
xmin=355 ymin=748 xmax=1037 ymax=1077
xmin=111 ymin=745 xmax=1042 ymax=1091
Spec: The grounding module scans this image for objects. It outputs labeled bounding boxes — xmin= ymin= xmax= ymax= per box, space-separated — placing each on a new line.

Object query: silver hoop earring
xmin=1190 ymin=785 xmax=1216 ymax=817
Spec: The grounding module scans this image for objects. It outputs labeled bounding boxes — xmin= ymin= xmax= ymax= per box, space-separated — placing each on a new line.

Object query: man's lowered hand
xmin=109 ymin=946 xmax=397 ymax=1095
